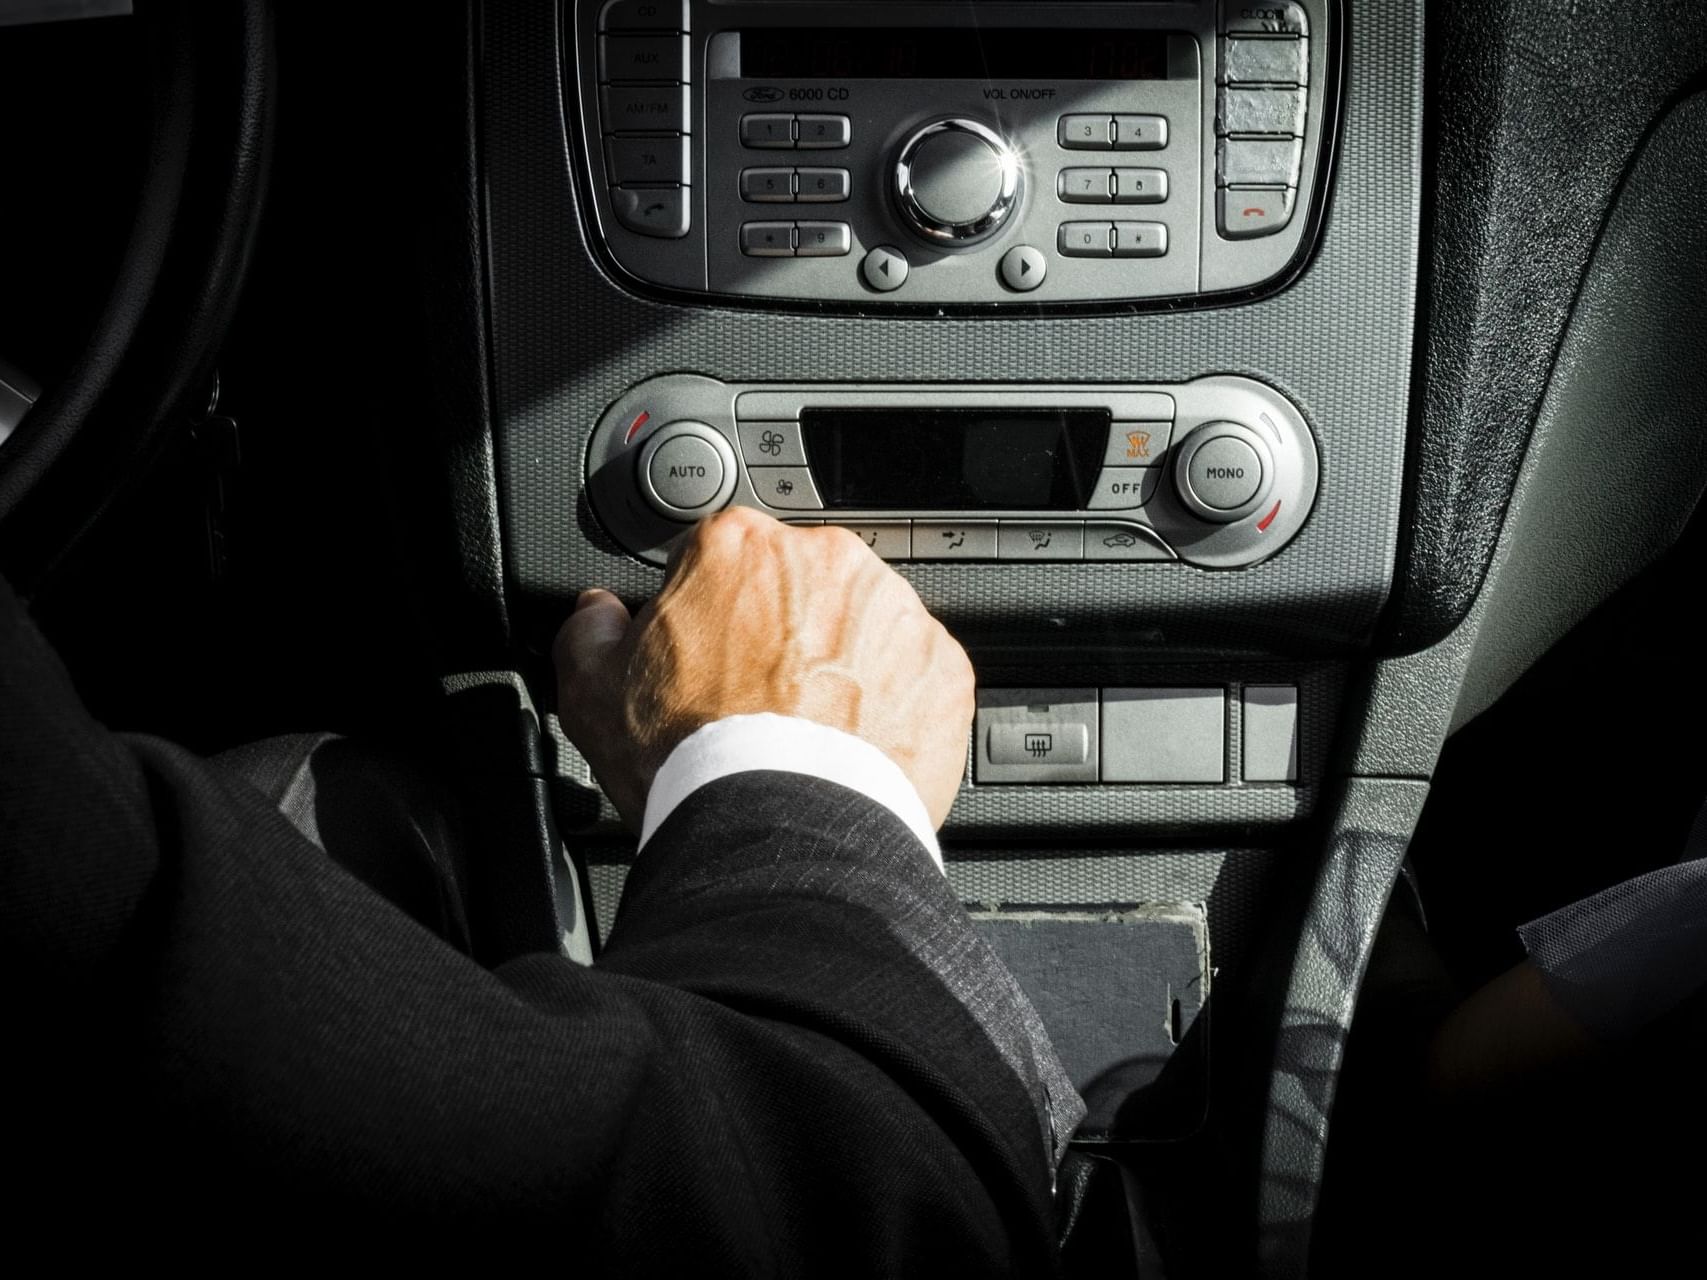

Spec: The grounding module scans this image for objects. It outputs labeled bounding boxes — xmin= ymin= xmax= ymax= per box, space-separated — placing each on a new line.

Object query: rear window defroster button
xmin=974 ymin=688 xmax=1099 ymax=784
xmin=988 ymin=722 xmax=1090 ymax=766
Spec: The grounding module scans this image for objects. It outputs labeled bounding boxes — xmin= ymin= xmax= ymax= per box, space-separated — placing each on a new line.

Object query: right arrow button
xmin=999 ymin=244 xmax=1048 ymax=292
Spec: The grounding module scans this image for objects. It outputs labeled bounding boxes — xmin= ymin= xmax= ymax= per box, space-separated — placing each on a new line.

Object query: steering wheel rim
xmin=0 ymin=0 xmax=275 ymax=591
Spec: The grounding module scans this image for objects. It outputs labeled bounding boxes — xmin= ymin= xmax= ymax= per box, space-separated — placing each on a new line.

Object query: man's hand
xmin=554 ymin=507 xmax=975 ymax=832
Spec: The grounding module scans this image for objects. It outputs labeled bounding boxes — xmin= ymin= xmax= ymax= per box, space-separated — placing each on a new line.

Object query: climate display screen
xmin=801 ymin=409 xmax=1109 ymax=510
xmin=740 ymin=29 xmax=1170 ymax=81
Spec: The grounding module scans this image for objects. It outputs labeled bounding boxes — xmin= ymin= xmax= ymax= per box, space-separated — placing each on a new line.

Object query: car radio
xmin=567 ymin=0 xmax=1334 ymax=307
xmin=585 ymin=374 xmax=1318 ymax=568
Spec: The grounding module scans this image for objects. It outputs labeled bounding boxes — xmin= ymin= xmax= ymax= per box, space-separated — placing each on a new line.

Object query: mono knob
xmin=1172 ymin=421 xmax=1277 ymax=524
xmin=894 ymin=118 xmax=1021 ymax=246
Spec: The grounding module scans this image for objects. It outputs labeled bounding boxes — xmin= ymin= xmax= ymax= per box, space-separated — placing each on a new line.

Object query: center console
xmin=489 ymin=0 xmax=1409 ymax=798
xmin=478 ymin=0 xmax=1422 ymax=1268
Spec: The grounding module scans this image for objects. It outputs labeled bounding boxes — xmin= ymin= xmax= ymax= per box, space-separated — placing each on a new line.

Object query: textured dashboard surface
xmin=481 ymin=0 xmax=1422 ymax=655
xmin=1249 ymin=776 xmax=1428 ymax=1277
xmin=1445 ymin=90 xmax=1707 ymax=728
xmin=1389 ymin=0 xmax=1707 ymax=651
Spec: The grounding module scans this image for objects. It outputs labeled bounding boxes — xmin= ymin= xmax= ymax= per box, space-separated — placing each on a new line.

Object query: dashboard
xmin=489 ymin=0 xmax=1412 ymax=849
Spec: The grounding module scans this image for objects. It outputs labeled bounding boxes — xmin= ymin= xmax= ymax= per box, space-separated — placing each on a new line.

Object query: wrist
xmin=640 ymin=713 xmax=944 ymax=870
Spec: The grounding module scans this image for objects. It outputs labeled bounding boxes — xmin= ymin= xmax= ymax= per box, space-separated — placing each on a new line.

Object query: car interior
xmin=3 ymin=0 xmax=1704 ymax=1273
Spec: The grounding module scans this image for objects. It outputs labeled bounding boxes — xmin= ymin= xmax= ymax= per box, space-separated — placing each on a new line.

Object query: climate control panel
xmin=586 ymin=375 xmax=1319 ymax=569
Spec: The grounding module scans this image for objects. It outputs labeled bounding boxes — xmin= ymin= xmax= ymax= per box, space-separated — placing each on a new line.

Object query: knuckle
xmin=938 ymin=631 xmax=976 ymax=692
xmin=956 ymin=657 xmax=977 ymax=704
xmin=717 ymin=504 xmax=769 ymax=531
xmin=817 ymin=522 xmax=868 ymax=561
xmin=820 ymin=521 xmax=859 ymax=548
xmin=694 ymin=506 xmax=763 ymax=556
xmin=884 ymin=566 xmax=927 ymax=609
xmin=954 ymin=643 xmax=975 ymax=683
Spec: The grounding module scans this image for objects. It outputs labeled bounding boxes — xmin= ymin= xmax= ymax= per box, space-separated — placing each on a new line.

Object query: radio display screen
xmin=801 ymin=409 xmax=1109 ymax=510
xmin=739 ymin=29 xmax=1170 ymax=81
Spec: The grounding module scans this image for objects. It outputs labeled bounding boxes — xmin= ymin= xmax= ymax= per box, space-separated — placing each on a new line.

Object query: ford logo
xmin=742 ymin=86 xmax=785 ymax=104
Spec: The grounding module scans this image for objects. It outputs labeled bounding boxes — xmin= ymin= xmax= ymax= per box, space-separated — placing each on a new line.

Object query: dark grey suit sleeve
xmin=1 ymin=576 xmax=1075 ymax=1274
xmin=606 ymin=771 xmax=1085 ymax=1173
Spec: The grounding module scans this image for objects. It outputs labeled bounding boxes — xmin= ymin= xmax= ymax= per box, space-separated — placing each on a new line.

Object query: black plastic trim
xmin=1379 ymin=0 xmax=1707 ymax=653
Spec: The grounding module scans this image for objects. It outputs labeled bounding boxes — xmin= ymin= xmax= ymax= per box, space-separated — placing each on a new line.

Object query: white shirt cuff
xmin=638 ymin=713 xmax=944 ymax=872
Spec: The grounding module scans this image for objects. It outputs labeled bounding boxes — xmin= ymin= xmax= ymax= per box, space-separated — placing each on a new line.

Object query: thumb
xmin=553 ymin=588 xmax=633 ymax=680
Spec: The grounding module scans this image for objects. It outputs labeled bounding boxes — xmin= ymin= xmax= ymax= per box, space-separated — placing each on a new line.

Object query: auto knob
xmin=636 ymin=420 xmax=738 ymax=522
xmin=893 ymin=118 xmax=1022 ymax=246
xmin=1171 ymin=421 xmax=1278 ymax=524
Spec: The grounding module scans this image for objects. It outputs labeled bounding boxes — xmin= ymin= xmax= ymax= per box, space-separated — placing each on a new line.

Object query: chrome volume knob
xmin=894 ymin=118 xmax=1022 ymax=246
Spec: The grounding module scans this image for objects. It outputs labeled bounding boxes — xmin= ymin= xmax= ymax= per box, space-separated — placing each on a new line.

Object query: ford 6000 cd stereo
xmin=569 ymin=0 xmax=1334 ymax=307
